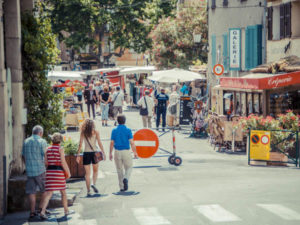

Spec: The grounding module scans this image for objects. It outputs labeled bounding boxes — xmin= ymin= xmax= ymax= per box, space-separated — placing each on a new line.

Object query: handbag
xmin=170 ymin=104 xmax=177 ymax=115
xmin=84 ymin=134 xmax=103 ymax=163
xmin=139 ymin=97 xmax=148 ymax=116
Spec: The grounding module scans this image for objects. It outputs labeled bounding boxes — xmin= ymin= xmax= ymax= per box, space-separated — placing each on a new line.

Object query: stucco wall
xmin=207 ymin=0 xmax=265 ymax=87
xmin=267 ymin=38 xmax=300 ymax=62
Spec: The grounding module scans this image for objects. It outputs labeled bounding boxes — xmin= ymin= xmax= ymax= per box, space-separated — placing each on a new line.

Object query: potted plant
xmin=63 ymin=138 xmax=85 ymax=178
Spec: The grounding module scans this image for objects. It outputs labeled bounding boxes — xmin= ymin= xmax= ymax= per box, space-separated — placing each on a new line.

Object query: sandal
xmin=29 ymin=212 xmax=37 ymax=219
xmin=64 ymin=209 xmax=75 ymax=217
xmin=39 ymin=213 xmax=48 ymax=220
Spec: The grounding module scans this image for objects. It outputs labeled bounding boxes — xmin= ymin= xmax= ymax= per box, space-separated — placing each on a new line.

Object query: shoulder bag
xmin=139 ymin=97 xmax=148 ymax=116
xmin=111 ymin=92 xmax=120 ymax=105
xmin=84 ymin=134 xmax=103 ymax=163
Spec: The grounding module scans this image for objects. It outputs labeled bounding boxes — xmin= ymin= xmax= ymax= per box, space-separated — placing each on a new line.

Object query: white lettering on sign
xmin=267 ymin=76 xmax=293 ymax=88
xmin=229 ymin=29 xmax=241 ymax=70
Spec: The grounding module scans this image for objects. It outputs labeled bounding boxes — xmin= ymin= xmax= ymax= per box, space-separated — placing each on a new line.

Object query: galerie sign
xmin=229 ymin=28 xmax=241 ymax=70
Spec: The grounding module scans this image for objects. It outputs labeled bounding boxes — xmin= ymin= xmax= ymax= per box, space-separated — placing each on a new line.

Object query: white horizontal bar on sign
xmin=257 ymin=204 xmax=300 ymax=220
xmin=194 ymin=204 xmax=241 ymax=222
xmin=134 ymin=141 xmax=156 ymax=147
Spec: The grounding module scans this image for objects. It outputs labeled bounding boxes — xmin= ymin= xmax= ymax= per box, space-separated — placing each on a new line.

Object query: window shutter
xmin=211 ymin=34 xmax=216 ymax=68
xmin=284 ymin=2 xmax=291 ymax=38
xmin=267 ymin=7 xmax=273 ymax=40
xmin=211 ymin=0 xmax=216 ymax=9
xmin=222 ymin=33 xmax=228 ymax=72
xmin=246 ymin=25 xmax=263 ymax=70
xmin=280 ymin=4 xmax=285 ymax=39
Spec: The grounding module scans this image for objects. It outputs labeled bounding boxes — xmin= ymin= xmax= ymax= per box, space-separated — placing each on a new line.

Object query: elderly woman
xmin=39 ymin=133 xmax=73 ymax=219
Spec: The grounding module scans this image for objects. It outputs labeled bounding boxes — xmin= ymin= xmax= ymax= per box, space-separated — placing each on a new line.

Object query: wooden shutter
xmin=285 ymin=2 xmax=291 ymax=38
xmin=211 ymin=34 xmax=216 ymax=68
xmin=211 ymin=0 xmax=216 ymax=9
xmin=222 ymin=33 xmax=228 ymax=72
xmin=280 ymin=4 xmax=285 ymax=39
xmin=267 ymin=7 xmax=273 ymax=40
xmin=245 ymin=25 xmax=262 ymax=70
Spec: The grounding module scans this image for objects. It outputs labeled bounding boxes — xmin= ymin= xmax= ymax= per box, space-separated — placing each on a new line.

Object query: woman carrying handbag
xmin=76 ymin=119 xmax=106 ymax=196
xmin=40 ymin=133 xmax=74 ymax=219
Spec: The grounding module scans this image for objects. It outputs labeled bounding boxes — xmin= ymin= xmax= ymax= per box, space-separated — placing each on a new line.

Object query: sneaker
xmin=91 ymin=184 xmax=99 ymax=193
xmin=123 ymin=178 xmax=128 ymax=191
xmin=39 ymin=213 xmax=48 ymax=221
xmin=65 ymin=209 xmax=75 ymax=217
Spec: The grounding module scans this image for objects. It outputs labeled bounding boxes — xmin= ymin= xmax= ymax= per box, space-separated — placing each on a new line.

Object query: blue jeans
xmin=101 ymin=103 xmax=109 ymax=120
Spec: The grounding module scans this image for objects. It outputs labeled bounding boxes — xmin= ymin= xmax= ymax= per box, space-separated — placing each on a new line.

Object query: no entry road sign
xmin=133 ymin=129 xmax=159 ymax=158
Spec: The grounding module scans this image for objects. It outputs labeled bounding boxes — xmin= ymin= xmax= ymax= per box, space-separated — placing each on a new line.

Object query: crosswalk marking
xmin=194 ymin=204 xmax=241 ymax=222
xmin=133 ymin=207 xmax=171 ymax=225
xmin=257 ymin=204 xmax=300 ymax=220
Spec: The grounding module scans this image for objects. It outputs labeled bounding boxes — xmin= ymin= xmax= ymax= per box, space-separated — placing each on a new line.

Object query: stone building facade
xmin=0 ymin=0 xmax=33 ymax=218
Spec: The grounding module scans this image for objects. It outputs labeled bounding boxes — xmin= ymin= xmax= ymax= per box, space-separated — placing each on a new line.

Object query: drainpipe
xmin=262 ymin=0 xmax=267 ymax=64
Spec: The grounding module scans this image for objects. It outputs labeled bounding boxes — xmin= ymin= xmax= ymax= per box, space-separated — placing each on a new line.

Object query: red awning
xmin=220 ymin=71 xmax=300 ymax=90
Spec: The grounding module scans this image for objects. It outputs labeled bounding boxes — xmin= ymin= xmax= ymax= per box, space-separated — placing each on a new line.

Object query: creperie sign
xmin=220 ymin=71 xmax=300 ymax=90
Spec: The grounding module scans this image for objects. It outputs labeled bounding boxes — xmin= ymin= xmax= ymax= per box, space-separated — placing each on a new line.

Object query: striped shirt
xmin=45 ymin=145 xmax=66 ymax=191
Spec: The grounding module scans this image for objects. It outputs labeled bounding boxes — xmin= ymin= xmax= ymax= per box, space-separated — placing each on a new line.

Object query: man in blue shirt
xmin=109 ymin=115 xmax=138 ymax=191
xmin=155 ymin=89 xmax=169 ymax=131
xmin=22 ymin=125 xmax=48 ymax=219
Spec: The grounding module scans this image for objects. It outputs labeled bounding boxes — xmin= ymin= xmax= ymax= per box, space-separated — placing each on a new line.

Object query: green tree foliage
xmin=47 ymin=0 xmax=176 ymax=63
xmin=22 ymin=12 xmax=63 ymax=141
xmin=151 ymin=3 xmax=208 ymax=69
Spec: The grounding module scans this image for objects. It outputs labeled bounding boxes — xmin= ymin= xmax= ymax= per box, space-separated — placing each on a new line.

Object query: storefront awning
xmin=220 ymin=71 xmax=300 ymax=90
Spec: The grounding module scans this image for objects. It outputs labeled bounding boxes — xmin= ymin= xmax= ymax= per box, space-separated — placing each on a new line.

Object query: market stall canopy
xmin=119 ymin=66 xmax=156 ymax=75
xmin=148 ymin=68 xmax=206 ymax=83
xmin=47 ymin=71 xmax=84 ymax=81
xmin=84 ymin=67 xmax=121 ymax=77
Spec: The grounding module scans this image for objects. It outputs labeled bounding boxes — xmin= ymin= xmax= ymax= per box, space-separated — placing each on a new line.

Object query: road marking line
xmin=257 ymin=204 xmax=300 ymax=220
xmin=194 ymin=204 xmax=241 ymax=222
xmin=133 ymin=207 xmax=171 ymax=225
xmin=134 ymin=141 xmax=156 ymax=147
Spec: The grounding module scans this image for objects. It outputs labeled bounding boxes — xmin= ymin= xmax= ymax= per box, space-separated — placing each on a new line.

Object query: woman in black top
xmin=100 ymin=86 xmax=111 ymax=126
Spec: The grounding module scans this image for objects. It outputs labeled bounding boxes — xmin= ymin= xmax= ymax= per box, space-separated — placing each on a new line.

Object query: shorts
xmin=113 ymin=106 xmax=123 ymax=117
xmin=83 ymin=152 xmax=97 ymax=165
xmin=25 ymin=172 xmax=46 ymax=194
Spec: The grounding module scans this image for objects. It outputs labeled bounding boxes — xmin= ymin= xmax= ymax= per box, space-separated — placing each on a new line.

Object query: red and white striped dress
xmin=45 ymin=144 xmax=66 ymax=191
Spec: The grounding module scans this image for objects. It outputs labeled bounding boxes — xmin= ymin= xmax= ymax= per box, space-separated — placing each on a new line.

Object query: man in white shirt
xmin=138 ymin=90 xmax=154 ymax=128
xmin=112 ymin=86 xmax=124 ymax=125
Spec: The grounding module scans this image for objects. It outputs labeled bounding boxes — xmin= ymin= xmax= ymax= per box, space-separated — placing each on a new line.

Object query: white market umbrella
xmin=148 ymin=68 xmax=205 ymax=83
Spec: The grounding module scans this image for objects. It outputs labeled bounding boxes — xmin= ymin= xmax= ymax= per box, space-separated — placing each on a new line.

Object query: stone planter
xmin=65 ymin=154 xmax=85 ymax=178
xmin=267 ymin=152 xmax=288 ymax=166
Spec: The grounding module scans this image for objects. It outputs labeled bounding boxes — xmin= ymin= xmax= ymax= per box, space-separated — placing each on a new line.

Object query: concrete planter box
xmin=65 ymin=154 xmax=85 ymax=178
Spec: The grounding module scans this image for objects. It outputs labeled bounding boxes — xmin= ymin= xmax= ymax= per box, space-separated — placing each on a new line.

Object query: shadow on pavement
xmin=67 ymin=178 xmax=85 ymax=184
xmin=80 ymin=193 xmax=108 ymax=199
xmin=112 ymin=191 xmax=140 ymax=196
xmin=133 ymin=165 xmax=161 ymax=168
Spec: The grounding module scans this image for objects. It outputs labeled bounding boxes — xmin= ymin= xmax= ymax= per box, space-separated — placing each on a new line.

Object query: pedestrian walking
xmin=22 ymin=125 xmax=48 ymax=220
xmin=138 ymin=90 xmax=154 ymax=128
xmin=99 ymin=86 xmax=111 ymax=126
xmin=39 ymin=133 xmax=74 ymax=220
xmin=109 ymin=115 xmax=138 ymax=192
xmin=76 ymin=88 xmax=83 ymax=103
xmin=167 ymin=86 xmax=180 ymax=127
xmin=112 ymin=86 xmax=124 ymax=126
xmin=76 ymin=119 xmax=106 ymax=196
xmin=155 ymin=88 xmax=169 ymax=131
xmin=84 ymin=84 xmax=98 ymax=119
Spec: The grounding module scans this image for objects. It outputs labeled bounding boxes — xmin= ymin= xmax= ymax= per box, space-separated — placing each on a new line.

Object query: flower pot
xmin=65 ymin=154 xmax=85 ymax=178
xmin=267 ymin=152 xmax=288 ymax=166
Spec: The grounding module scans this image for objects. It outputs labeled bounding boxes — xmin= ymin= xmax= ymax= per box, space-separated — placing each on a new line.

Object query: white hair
xmin=32 ymin=125 xmax=43 ymax=135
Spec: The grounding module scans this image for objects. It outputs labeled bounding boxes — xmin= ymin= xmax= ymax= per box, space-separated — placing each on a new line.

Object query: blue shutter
xmin=246 ymin=25 xmax=263 ymax=70
xmin=222 ymin=33 xmax=228 ymax=72
xmin=211 ymin=34 xmax=216 ymax=68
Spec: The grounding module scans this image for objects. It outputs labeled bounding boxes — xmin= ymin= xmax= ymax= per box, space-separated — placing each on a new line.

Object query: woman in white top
xmin=76 ymin=119 xmax=106 ymax=196
xmin=138 ymin=90 xmax=154 ymax=128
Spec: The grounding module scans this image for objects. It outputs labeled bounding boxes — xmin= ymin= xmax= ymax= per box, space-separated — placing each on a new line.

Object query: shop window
xmin=247 ymin=93 xmax=253 ymax=115
xmin=223 ymin=92 xmax=233 ymax=116
xmin=241 ymin=93 xmax=247 ymax=116
xmin=211 ymin=0 xmax=216 ymax=9
xmin=253 ymin=93 xmax=260 ymax=114
xmin=235 ymin=92 xmax=242 ymax=115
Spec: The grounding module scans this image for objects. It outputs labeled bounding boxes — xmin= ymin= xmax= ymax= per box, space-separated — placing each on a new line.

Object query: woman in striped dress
xmin=39 ymin=133 xmax=74 ymax=219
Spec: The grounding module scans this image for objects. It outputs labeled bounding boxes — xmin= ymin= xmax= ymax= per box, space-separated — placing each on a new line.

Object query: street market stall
xmin=47 ymin=71 xmax=84 ymax=81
